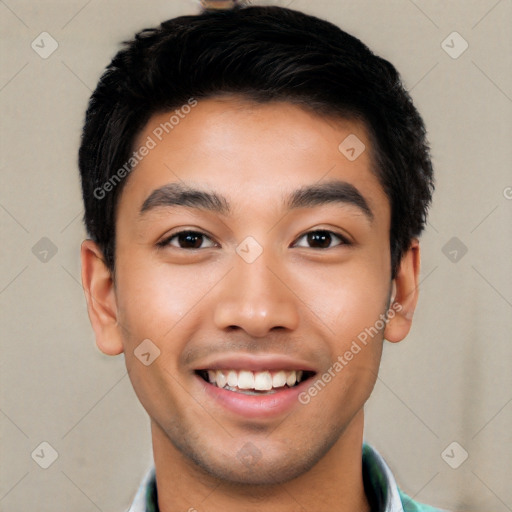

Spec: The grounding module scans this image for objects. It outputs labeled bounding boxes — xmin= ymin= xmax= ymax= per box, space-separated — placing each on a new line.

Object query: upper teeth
xmin=206 ymin=369 xmax=304 ymax=391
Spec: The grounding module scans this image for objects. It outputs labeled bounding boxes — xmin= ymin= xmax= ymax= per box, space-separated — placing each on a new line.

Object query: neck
xmin=151 ymin=410 xmax=370 ymax=512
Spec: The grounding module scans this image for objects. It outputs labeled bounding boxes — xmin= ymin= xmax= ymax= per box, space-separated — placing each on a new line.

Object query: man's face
xmin=107 ymin=98 xmax=394 ymax=483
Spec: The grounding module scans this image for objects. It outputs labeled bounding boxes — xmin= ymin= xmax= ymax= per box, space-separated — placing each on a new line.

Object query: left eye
xmin=161 ymin=231 xmax=216 ymax=249
xmin=293 ymin=230 xmax=348 ymax=249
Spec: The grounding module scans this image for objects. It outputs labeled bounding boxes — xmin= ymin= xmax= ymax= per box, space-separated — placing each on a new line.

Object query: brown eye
xmin=294 ymin=230 xmax=348 ymax=249
xmin=161 ymin=231 xmax=216 ymax=249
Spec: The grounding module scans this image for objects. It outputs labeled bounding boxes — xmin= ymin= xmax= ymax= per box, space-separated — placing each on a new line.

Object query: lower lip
xmin=195 ymin=374 xmax=311 ymax=419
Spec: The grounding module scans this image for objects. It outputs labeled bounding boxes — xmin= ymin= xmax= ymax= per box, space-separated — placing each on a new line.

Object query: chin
xmin=174 ymin=432 xmax=339 ymax=487
xmin=197 ymin=454 xmax=314 ymax=486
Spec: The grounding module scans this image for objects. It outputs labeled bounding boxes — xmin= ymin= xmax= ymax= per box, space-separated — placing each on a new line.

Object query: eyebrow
xmin=139 ymin=180 xmax=373 ymax=221
xmin=140 ymin=183 xmax=231 ymax=216
xmin=286 ymin=180 xmax=373 ymax=221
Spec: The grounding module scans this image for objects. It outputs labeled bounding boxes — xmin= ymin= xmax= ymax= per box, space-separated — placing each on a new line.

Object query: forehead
xmin=118 ymin=97 xmax=389 ymax=223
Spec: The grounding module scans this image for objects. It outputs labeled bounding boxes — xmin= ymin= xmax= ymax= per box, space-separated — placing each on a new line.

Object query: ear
xmin=80 ymin=239 xmax=124 ymax=355
xmin=384 ymin=239 xmax=421 ymax=343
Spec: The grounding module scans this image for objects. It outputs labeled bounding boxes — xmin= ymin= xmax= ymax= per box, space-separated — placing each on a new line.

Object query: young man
xmin=78 ymin=3 xmax=444 ymax=511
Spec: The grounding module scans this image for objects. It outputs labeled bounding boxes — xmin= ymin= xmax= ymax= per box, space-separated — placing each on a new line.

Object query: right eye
xmin=157 ymin=230 xmax=217 ymax=250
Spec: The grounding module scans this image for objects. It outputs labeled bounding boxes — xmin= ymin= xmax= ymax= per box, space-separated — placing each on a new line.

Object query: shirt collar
xmin=126 ymin=467 xmax=158 ymax=512
xmin=362 ymin=443 xmax=405 ymax=512
xmin=127 ymin=443 xmax=404 ymax=512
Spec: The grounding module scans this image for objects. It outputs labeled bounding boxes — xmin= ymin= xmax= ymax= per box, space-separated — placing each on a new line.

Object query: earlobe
xmin=384 ymin=239 xmax=421 ymax=343
xmin=80 ymin=240 xmax=124 ymax=355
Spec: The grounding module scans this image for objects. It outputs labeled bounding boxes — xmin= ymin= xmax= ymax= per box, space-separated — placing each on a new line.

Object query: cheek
xmin=291 ymin=258 xmax=389 ymax=339
xmin=113 ymin=260 xmax=210 ymax=417
xmin=114 ymin=256 xmax=229 ymax=350
xmin=114 ymin=260 xmax=198 ymax=341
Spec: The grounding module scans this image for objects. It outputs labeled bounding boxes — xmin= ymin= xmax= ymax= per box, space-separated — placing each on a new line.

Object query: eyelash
xmin=157 ymin=229 xmax=351 ymax=250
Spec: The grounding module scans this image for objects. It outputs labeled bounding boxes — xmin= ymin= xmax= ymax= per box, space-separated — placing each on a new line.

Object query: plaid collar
xmin=127 ymin=443 xmax=445 ymax=512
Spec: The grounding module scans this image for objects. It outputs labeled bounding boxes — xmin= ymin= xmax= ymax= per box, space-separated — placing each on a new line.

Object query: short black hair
xmin=78 ymin=5 xmax=434 ymax=278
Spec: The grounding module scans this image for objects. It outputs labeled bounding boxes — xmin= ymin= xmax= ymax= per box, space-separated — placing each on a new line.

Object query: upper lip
xmin=194 ymin=354 xmax=317 ymax=373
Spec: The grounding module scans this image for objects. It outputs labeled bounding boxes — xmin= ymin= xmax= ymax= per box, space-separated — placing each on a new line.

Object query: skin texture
xmin=81 ymin=97 xmax=420 ymax=511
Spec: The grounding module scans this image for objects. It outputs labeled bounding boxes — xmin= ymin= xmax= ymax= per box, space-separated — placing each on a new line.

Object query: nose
xmin=213 ymin=249 xmax=300 ymax=338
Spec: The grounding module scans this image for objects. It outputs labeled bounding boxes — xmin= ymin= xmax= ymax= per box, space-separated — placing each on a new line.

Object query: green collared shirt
xmin=127 ymin=443 xmax=447 ymax=511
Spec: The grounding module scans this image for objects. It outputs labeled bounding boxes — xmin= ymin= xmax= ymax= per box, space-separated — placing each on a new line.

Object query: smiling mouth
xmin=196 ymin=369 xmax=315 ymax=395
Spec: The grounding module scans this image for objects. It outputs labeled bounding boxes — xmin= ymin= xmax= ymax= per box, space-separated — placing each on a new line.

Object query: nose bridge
xmin=213 ymin=242 xmax=300 ymax=336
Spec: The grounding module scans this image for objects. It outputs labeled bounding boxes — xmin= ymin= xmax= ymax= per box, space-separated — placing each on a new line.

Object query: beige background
xmin=1 ymin=0 xmax=511 ymax=510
